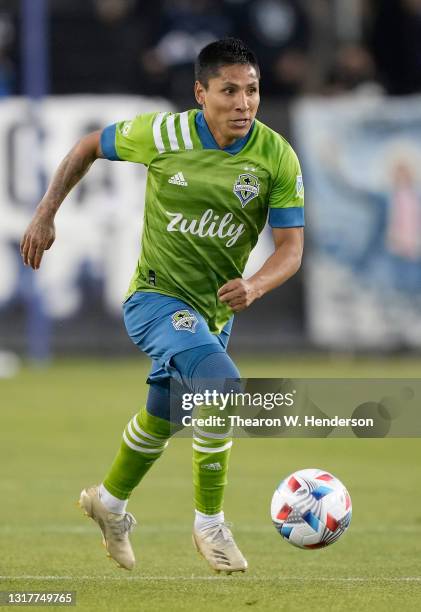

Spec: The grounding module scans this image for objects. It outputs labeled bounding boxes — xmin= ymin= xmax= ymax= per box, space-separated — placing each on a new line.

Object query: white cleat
xmin=78 ymin=485 xmax=137 ymax=570
xmin=192 ymin=523 xmax=248 ymax=574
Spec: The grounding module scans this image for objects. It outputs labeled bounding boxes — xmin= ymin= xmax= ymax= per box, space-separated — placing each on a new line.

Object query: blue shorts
xmin=123 ymin=292 xmax=233 ymax=383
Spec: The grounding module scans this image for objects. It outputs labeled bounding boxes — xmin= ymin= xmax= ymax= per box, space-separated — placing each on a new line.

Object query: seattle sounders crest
xmin=171 ymin=310 xmax=198 ymax=333
xmin=233 ymin=173 xmax=260 ymax=208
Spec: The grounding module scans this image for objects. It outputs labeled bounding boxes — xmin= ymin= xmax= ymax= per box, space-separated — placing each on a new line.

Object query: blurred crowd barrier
xmin=294 ymin=96 xmax=421 ymax=350
xmin=1 ymin=94 xmax=421 ymax=357
xmin=0 ymin=96 xmax=168 ymax=357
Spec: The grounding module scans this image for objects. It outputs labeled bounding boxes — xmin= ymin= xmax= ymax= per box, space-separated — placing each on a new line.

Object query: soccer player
xmin=20 ymin=38 xmax=304 ymax=574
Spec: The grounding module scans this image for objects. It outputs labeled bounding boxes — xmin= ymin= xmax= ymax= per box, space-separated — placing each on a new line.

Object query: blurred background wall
xmin=1 ymin=0 xmax=421 ymax=361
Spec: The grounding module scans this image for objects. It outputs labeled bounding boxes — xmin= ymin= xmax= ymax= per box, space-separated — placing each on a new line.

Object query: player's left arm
xmin=218 ymin=227 xmax=303 ymax=312
xmin=219 ymin=138 xmax=304 ymax=312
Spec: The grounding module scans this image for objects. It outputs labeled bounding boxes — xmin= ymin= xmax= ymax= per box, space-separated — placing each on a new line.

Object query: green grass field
xmin=1 ymin=356 xmax=421 ymax=611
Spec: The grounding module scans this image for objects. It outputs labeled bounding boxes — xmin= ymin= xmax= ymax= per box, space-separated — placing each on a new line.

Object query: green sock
xmin=103 ymin=406 xmax=170 ymax=500
xmin=192 ymin=408 xmax=233 ymax=514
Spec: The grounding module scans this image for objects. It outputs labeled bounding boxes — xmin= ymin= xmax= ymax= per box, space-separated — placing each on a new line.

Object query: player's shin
xmin=102 ymin=406 xmax=171 ymax=506
xmin=192 ymin=432 xmax=233 ymax=515
xmin=192 ymin=432 xmax=247 ymax=572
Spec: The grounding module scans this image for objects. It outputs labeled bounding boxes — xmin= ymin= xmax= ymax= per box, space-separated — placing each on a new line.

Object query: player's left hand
xmin=218 ymin=278 xmax=258 ymax=312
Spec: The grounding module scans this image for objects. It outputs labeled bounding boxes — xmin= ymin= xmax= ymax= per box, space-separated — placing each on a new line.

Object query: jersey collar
xmin=195 ymin=111 xmax=254 ymax=155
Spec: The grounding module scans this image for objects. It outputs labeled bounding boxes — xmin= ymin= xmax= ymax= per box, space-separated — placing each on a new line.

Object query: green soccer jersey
xmin=100 ymin=109 xmax=304 ymax=334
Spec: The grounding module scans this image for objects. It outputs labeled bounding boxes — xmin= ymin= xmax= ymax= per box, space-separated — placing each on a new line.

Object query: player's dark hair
xmin=195 ymin=38 xmax=260 ymax=87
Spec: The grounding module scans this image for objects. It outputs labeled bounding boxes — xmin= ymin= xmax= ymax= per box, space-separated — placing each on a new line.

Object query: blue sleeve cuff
xmin=100 ymin=124 xmax=120 ymax=160
xmin=269 ymin=206 xmax=305 ymax=228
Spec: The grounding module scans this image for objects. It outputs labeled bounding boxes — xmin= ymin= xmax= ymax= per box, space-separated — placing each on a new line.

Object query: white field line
xmin=1 ymin=576 xmax=420 ymax=583
xmin=1 ymin=525 xmax=421 ymax=534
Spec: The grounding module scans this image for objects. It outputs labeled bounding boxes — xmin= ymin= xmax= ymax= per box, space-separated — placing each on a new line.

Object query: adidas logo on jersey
xmin=168 ymin=172 xmax=188 ymax=187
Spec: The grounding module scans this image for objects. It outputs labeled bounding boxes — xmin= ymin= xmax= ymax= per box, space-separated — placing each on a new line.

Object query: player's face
xmin=195 ymin=64 xmax=260 ymax=148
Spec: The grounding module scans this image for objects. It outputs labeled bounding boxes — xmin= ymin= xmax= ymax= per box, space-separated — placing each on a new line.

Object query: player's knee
xmin=172 ymin=345 xmax=241 ymax=396
xmin=146 ymin=380 xmax=171 ymax=421
xmin=146 ymin=379 xmax=188 ymax=428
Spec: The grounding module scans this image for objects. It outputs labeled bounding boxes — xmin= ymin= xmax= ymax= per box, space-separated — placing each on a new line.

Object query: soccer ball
xmin=271 ymin=468 xmax=352 ymax=549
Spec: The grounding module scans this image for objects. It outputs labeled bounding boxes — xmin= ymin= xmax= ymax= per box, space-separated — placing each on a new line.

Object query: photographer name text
xmin=181 ymin=415 xmax=374 ymax=428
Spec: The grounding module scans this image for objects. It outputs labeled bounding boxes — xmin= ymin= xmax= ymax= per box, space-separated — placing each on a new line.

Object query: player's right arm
xmin=20 ymin=112 xmax=159 ymax=270
xmin=20 ymin=130 xmax=104 ymax=270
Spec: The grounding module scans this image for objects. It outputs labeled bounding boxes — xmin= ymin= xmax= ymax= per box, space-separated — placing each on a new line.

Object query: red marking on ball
xmin=326 ymin=513 xmax=339 ymax=532
xmin=316 ymin=473 xmax=334 ymax=481
xmin=277 ymin=503 xmax=292 ymax=521
xmin=287 ymin=476 xmax=301 ymax=492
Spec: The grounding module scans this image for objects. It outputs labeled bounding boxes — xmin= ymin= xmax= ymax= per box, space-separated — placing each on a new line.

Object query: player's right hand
xmin=20 ymin=212 xmax=56 ymax=270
